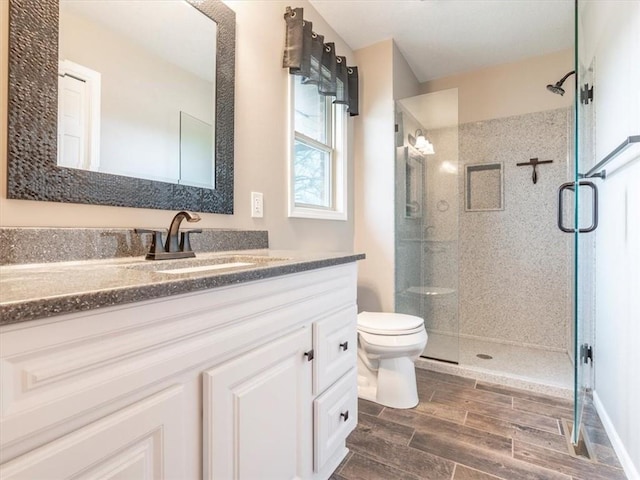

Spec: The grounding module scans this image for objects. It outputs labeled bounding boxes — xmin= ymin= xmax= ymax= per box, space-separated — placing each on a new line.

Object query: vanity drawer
xmin=313 ymin=368 xmax=357 ymax=473
xmin=313 ymin=305 xmax=357 ymax=395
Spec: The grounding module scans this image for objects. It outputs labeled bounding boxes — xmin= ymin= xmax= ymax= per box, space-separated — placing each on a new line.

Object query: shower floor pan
xmin=418 ymin=333 xmax=573 ymax=398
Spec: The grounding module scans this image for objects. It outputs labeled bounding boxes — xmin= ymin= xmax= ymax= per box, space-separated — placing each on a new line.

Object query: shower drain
xmin=476 ymin=353 xmax=493 ymax=360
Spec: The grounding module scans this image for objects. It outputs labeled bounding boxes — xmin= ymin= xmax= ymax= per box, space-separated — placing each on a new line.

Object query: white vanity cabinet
xmin=0 ymin=263 xmax=358 ymax=479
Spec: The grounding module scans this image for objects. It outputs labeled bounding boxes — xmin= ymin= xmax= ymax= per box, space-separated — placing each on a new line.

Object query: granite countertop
xmin=0 ymin=249 xmax=365 ymax=325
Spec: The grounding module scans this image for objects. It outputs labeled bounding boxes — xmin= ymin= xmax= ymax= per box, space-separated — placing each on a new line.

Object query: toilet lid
xmin=357 ymin=312 xmax=424 ymax=334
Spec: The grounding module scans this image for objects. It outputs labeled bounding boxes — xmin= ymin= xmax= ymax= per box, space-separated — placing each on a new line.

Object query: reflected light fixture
xmin=408 ymin=129 xmax=435 ymax=155
xmin=440 ymin=161 xmax=458 ymax=174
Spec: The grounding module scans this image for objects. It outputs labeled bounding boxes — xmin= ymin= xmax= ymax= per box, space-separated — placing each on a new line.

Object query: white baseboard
xmin=593 ymin=390 xmax=640 ymax=480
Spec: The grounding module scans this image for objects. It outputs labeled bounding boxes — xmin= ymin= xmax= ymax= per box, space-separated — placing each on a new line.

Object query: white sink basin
xmin=157 ymin=262 xmax=256 ymax=275
xmin=123 ymin=255 xmax=290 ymax=275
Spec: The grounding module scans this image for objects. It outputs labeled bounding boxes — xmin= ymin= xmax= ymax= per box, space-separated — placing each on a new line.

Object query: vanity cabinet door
xmin=0 ymin=386 xmax=186 ymax=479
xmin=203 ymin=327 xmax=313 ymax=480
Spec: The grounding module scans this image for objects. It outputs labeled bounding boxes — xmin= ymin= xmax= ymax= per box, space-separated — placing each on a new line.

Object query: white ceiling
xmin=309 ymin=0 xmax=574 ymax=83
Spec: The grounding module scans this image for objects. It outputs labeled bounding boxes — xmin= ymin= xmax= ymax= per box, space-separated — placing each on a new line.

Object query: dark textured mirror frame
xmin=7 ymin=0 xmax=235 ymax=214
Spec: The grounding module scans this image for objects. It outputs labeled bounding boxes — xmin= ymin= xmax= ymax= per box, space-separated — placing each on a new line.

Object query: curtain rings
xmin=312 ymin=32 xmax=318 ymax=39
xmin=290 ymin=10 xmax=296 ymax=17
xmin=325 ymin=45 xmax=331 ymax=52
xmin=336 ymin=57 xmax=342 ymax=63
xmin=348 ymin=68 xmax=354 ymax=74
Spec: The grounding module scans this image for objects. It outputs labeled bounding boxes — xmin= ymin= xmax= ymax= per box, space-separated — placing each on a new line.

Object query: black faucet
xmin=165 ymin=210 xmax=201 ymax=253
xmin=135 ymin=211 xmax=202 ymax=260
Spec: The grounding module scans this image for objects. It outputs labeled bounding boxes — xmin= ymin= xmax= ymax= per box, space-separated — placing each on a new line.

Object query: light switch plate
xmin=251 ymin=192 xmax=263 ymax=218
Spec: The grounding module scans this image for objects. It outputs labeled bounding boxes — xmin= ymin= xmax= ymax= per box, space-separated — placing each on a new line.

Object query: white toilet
xmin=356 ymin=312 xmax=428 ymax=409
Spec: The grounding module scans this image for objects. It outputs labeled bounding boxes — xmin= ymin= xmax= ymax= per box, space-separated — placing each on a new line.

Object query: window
xmin=288 ymin=76 xmax=347 ymax=220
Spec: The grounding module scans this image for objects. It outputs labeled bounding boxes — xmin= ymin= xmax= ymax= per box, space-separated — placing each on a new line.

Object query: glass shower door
xmin=572 ymin=0 xmax=597 ymax=444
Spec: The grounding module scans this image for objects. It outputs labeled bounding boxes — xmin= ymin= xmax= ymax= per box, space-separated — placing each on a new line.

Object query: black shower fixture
xmin=546 ymin=70 xmax=576 ymax=96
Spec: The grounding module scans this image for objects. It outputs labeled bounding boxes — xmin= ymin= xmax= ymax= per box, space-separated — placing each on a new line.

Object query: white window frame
xmin=287 ymin=76 xmax=347 ymax=220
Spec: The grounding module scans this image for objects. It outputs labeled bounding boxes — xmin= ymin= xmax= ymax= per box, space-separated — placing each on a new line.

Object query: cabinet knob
xmin=339 ymin=341 xmax=349 ymax=351
xmin=340 ymin=410 xmax=349 ymax=422
xmin=303 ymin=349 xmax=314 ymax=361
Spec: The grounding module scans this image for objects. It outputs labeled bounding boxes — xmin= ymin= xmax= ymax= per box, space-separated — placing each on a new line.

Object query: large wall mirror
xmin=7 ymin=0 xmax=235 ymax=214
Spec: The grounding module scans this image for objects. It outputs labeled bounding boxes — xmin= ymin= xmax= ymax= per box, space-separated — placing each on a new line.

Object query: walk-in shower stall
xmin=395 ymin=90 xmax=575 ymax=394
xmin=392 ymin=0 xmax=635 ymax=447
xmin=392 ymin=0 xmax=633 ymax=453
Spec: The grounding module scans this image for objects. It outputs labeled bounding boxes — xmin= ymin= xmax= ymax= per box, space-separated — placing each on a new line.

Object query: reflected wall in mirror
xmin=180 ymin=112 xmax=214 ymax=188
xmin=7 ymin=0 xmax=235 ymax=213
xmin=58 ymin=1 xmax=216 ymax=187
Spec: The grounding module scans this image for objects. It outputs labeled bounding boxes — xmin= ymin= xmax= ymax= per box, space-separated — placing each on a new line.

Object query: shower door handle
xmin=557 ymin=181 xmax=599 ymax=233
xmin=557 ymin=182 xmax=574 ymax=233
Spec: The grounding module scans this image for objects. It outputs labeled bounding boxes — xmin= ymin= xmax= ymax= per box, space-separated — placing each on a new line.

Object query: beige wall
xmin=353 ymin=40 xmax=394 ymax=312
xmin=0 ymin=1 xmax=354 ymax=252
xmin=354 ymin=39 xmax=420 ymax=313
xmin=392 ymin=42 xmax=421 ymax=101
xmin=421 ymin=49 xmax=574 ymax=124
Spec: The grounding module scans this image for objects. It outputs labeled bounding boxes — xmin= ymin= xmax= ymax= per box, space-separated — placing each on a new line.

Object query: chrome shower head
xmin=546 ymin=70 xmax=575 ymax=96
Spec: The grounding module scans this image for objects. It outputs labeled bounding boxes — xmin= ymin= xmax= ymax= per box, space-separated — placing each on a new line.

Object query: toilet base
xmin=356 ymin=381 xmax=378 ymax=404
xmin=357 ymin=355 xmax=419 ymax=409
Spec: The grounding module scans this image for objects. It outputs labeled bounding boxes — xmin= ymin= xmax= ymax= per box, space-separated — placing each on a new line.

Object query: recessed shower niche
xmin=464 ymin=162 xmax=504 ymax=211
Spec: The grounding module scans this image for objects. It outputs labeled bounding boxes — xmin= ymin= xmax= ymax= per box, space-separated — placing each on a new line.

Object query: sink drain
xmin=476 ymin=353 xmax=493 ymax=360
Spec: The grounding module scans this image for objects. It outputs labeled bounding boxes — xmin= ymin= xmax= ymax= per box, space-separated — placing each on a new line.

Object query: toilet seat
xmin=359 ymin=325 xmax=425 ymax=336
xmin=358 ymin=327 xmax=427 ymax=349
xmin=358 ymin=312 xmax=424 ymax=336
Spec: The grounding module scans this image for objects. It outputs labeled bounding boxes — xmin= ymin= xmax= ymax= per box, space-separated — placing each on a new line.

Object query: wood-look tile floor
xmin=332 ymin=369 xmax=627 ymax=480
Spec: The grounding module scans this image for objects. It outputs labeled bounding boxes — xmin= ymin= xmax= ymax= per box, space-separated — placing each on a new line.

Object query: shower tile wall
xmin=458 ymin=108 xmax=572 ymax=352
xmin=419 ymin=126 xmax=459 ymax=340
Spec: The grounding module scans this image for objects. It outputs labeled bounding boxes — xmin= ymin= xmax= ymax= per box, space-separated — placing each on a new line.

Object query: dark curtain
xmin=283 ymin=6 xmax=359 ymax=117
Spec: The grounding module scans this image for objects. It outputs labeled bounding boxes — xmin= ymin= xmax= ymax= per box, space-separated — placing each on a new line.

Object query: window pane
xmin=294 ymin=77 xmax=327 ymax=144
xmin=294 ymin=140 xmax=331 ymax=208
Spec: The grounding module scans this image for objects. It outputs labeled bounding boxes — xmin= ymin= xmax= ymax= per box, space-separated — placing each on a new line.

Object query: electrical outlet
xmin=251 ymin=192 xmax=263 ymax=218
